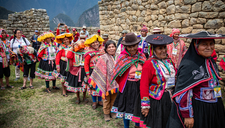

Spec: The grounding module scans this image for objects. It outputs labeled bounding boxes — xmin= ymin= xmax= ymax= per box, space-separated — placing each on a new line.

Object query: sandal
xmin=92 ymin=103 xmax=97 ymax=110
xmin=52 ymin=86 xmax=60 ymax=90
xmin=29 ymin=86 xmax=34 ymax=89
xmin=45 ymin=89 xmax=51 ymax=93
xmin=83 ymin=98 xmax=89 ymax=103
xmin=75 ymin=99 xmax=80 ymax=104
xmin=6 ymin=85 xmax=14 ymax=88
xmin=1 ymin=86 xmax=5 ymax=90
xmin=63 ymin=94 xmax=68 ymax=97
xmin=20 ymin=87 xmax=27 ymax=90
xmin=98 ymin=101 xmax=103 ymax=106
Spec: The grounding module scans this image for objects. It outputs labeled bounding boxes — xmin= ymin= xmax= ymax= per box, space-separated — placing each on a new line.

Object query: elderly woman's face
xmin=91 ymin=41 xmax=100 ymax=50
xmin=126 ymin=44 xmax=138 ymax=56
xmin=154 ymin=45 xmax=167 ymax=59
xmin=63 ymin=37 xmax=70 ymax=46
xmin=173 ymin=33 xmax=179 ymax=40
xmin=106 ymin=44 xmax=116 ymax=56
xmin=197 ymin=39 xmax=215 ymax=58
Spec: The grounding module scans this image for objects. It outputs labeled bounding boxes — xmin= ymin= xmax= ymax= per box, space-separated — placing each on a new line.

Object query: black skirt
xmin=35 ymin=60 xmax=56 ymax=81
xmin=111 ymin=80 xmax=140 ymax=121
xmin=65 ymin=68 xmax=86 ymax=93
xmin=133 ymin=91 xmax=172 ymax=128
xmin=59 ymin=60 xmax=68 ymax=77
xmin=192 ymin=98 xmax=225 ymax=128
xmin=166 ymin=98 xmax=225 ymax=128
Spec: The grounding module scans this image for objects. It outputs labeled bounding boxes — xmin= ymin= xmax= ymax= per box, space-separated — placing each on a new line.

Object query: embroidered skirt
xmin=111 ymin=80 xmax=140 ymax=121
xmin=132 ymin=91 xmax=172 ymax=128
xmin=35 ymin=60 xmax=56 ymax=81
xmin=65 ymin=67 xmax=86 ymax=93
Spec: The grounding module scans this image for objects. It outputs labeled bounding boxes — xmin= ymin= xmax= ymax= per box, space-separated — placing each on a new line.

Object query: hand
xmin=33 ymin=40 xmax=36 ymax=42
xmin=184 ymin=118 xmax=194 ymax=128
xmin=57 ymin=68 xmax=60 ymax=73
xmin=57 ymin=23 xmax=60 ymax=28
xmin=141 ymin=108 xmax=149 ymax=117
xmin=86 ymin=75 xmax=90 ymax=80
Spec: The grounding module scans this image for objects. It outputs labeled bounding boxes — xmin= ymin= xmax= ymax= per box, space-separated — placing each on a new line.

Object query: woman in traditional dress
xmin=17 ymin=45 xmax=37 ymax=89
xmin=110 ymin=33 xmax=146 ymax=128
xmin=83 ymin=34 xmax=105 ymax=109
xmin=167 ymin=28 xmax=187 ymax=70
xmin=64 ymin=40 xmax=88 ymax=103
xmin=54 ymin=33 xmax=73 ymax=97
xmin=35 ymin=32 xmax=59 ymax=93
xmin=0 ymin=29 xmax=13 ymax=89
xmin=132 ymin=34 xmax=175 ymax=128
xmin=89 ymin=40 xmax=119 ymax=121
xmin=167 ymin=31 xmax=225 ymax=128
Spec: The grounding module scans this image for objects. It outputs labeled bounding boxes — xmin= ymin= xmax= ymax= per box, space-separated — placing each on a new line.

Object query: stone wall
xmin=54 ymin=27 xmax=100 ymax=36
xmin=0 ymin=19 xmax=7 ymax=29
xmin=5 ymin=8 xmax=50 ymax=39
xmin=98 ymin=0 xmax=225 ymax=88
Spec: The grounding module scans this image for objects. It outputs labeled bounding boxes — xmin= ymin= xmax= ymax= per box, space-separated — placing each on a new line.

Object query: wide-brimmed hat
xmin=121 ymin=30 xmax=128 ymax=34
xmin=145 ymin=34 xmax=173 ymax=45
xmin=37 ymin=32 xmax=55 ymax=42
xmin=82 ymin=26 xmax=87 ymax=29
xmin=54 ymin=33 xmax=74 ymax=44
xmin=102 ymin=34 xmax=108 ymax=39
xmin=121 ymin=33 xmax=141 ymax=46
xmin=84 ymin=34 xmax=104 ymax=46
xmin=152 ymin=27 xmax=163 ymax=33
xmin=73 ymin=40 xmax=85 ymax=52
xmin=179 ymin=31 xmax=225 ymax=39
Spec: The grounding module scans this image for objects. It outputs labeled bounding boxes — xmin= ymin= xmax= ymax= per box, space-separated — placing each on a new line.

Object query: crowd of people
xmin=0 ymin=24 xmax=225 ymax=128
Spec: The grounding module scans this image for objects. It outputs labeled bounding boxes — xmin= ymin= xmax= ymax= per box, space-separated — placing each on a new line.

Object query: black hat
xmin=121 ymin=33 xmax=141 ymax=46
xmin=145 ymin=34 xmax=173 ymax=45
xmin=179 ymin=31 xmax=225 ymax=39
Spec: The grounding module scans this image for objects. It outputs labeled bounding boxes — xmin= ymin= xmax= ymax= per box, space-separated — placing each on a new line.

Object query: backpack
xmin=12 ymin=37 xmax=28 ymax=51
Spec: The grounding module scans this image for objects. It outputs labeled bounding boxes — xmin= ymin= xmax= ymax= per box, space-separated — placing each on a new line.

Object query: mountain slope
xmin=0 ymin=6 xmax=14 ymax=19
xmin=76 ymin=4 xmax=99 ymax=27
xmin=50 ymin=13 xmax=75 ymax=30
xmin=0 ymin=0 xmax=99 ymax=23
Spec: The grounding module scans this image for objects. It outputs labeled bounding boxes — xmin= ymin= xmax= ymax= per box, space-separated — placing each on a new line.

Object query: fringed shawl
xmin=110 ymin=48 xmax=146 ymax=89
xmin=89 ymin=53 xmax=119 ymax=99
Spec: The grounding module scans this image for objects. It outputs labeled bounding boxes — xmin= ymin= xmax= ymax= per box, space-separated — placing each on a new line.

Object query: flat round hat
xmin=145 ymin=34 xmax=173 ymax=45
xmin=179 ymin=31 xmax=225 ymax=39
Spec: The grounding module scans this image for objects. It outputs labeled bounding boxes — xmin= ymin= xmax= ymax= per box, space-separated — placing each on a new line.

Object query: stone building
xmin=4 ymin=8 xmax=50 ymax=39
xmin=98 ymin=0 xmax=225 ymax=88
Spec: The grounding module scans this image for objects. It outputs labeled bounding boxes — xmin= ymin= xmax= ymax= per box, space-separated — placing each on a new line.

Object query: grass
xmin=0 ymin=64 xmax=130 ymax=128
xmin=0 ymin=64 xmax=224 ymax=128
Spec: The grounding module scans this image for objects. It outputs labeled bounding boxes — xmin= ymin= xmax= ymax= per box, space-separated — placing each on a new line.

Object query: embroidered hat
xmin=84 ymin=34 xmax=104 ymax=46
xmin=121 ymin=33 xmax=141 ymax=46
xmin=170 ymin=28 xmax=180 ymax=37
xmin=179 ymin=31 xmax=225 ymax=39
xmin=145 ymin=34 xmax=173 ymax=45
xmin=141 ymin=25 xmax=148 ymax=32
xmin=73 ymin=40 xmax=85 ymax=52
xmin=152 ymin=27 xmax=163 ymax=33
xmin=54 ymin=33 xmax=74 ymax=44
xmin=37 ymin=32 xmax=55 ymax=42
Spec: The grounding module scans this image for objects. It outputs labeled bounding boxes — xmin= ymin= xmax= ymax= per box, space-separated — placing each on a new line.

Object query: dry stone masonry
xmin=98 ymin=0 xmax=225 ymax=88
xmin=5 ymin=8 xmax=50 ymax=39
xmin=55 ymin=27 xmax=100 ymax=36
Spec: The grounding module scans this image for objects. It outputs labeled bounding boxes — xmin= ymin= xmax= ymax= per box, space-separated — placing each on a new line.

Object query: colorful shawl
xmin=220 ymin=55 xmax=225 ymax=71
xmin=37 ymin=42 xmax=57 ymax=61
xmin=84 ymin=45 xmax=105 ymax=58
xmin=89 ymin=53 xmax=119 ymax=99
xmin=0 ymin=42 xmax=8 ymax=68
xmin=110 ymin=48 xmax=146 ymax=85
